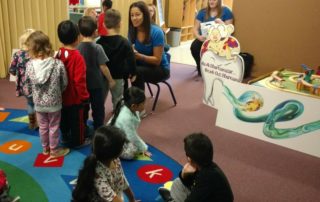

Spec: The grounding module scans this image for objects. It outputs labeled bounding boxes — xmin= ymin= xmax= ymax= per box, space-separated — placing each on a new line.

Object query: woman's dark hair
xmin=110 ymin=86 xmax=145 ymax=126
xmin=72 ymin=126 xmax=126 ymax=202
xmin=184 ymin=133 xmax=213 ymax=167
xmin=128 ymin=1 xmax=151 ymax=44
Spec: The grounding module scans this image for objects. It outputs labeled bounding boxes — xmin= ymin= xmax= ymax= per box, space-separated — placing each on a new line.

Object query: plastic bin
xmin=167 ymin=28 xmax=181 ymax=47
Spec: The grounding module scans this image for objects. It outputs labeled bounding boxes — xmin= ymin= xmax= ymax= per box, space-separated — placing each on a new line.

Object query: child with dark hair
xmin=159 ymin=133 xmax=234 ymax=202
xmin=56 ymin=20 xmax=90 ymax=148
xmin=109 ymin=86 xmax=151 ymax=159
xmin=72 ymin=125 xmax=138 ymax=202
xmin=97 ymin=9 xmax=136 ymax=110
xmin=25 ymin=31 xmax=69 ymax=157
xmin=97 ymin=0 xmax=113 ymax=36
xmin=77 ymin=16 xmax=115 ymax=130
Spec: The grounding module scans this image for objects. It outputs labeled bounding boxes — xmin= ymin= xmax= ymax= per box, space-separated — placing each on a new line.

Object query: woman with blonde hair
xmin=83 ymin=8 xmax=97 ymax=20
xmin=190 ymin=0 xmax=233 ymax=77
xmin=147 ymin=3 xmax=157 ymax=24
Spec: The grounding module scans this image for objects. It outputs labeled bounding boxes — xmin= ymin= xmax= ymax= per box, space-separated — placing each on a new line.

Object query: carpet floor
xmin=1 ymin=62 xmax=320 ymax=201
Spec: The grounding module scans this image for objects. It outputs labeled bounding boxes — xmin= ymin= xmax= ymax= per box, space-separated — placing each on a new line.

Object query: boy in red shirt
xmin=97 ymin=0 xmax=113 ymax=36
xmin=57 ymin=20 xmax=90 ymax=148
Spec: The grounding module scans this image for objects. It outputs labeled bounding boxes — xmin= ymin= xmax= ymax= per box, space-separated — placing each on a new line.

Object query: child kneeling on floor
xmin=109 ymin=86 xmax=151 ymax=159
xmin=25 ymin=31 xmax=69 ymax=157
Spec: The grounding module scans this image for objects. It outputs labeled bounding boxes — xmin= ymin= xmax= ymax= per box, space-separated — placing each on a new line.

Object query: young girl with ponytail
xmin=109 ymin=86 xmax=151 ymax=159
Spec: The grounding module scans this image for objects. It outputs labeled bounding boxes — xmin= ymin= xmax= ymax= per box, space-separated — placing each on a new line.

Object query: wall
xmin=233 ymin=0 xmax=320 ymax=76
xmin=112 ymin=0 xmax=153 ymax=37
xmin=0 ymin=0 xmax=68 ymax=78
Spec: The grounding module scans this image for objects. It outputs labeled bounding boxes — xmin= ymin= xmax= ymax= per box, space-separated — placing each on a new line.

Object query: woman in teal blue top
xmin=191 ymin=0 xmax=233 ymax=77
xmin=128 ymin=1 xmax=169 ymax=91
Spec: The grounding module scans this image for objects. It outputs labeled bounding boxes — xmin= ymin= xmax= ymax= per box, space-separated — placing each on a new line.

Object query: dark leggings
xmin=132 ymin=65 xmax=169 ymax=91
xmin=84 ymin=88 xmax=105 ymax=130
xmin=190 ymin=39 xmax=204 ymax=76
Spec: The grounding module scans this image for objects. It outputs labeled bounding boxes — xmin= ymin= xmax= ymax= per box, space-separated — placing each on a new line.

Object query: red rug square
xmin=33 ymin=153 xmax=64 ymax=167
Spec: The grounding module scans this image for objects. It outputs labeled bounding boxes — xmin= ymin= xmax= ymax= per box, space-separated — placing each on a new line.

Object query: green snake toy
xmin=220 ymin=80 xmax=320 ymax=139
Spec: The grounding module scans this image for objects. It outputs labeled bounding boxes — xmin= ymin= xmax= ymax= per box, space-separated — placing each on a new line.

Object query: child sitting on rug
xmin=109 ymin=86 xmax=151 ymax=160
xmin=72 ymin=126 xmax=138 ymax=202
xmin=25 ymin=31 xmax=69 ymax=157
xmin=158 ymin=133 xmax=234 ymax=202
xmin=9 ymin=28 xmax=37 ymax=130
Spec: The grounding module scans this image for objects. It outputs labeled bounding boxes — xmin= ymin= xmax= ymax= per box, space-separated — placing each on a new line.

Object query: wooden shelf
xmin=167 ymin=0 xmax=196 ymax=28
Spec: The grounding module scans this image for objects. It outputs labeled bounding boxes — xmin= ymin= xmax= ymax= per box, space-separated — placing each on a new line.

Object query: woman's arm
xmin=193 ymin=19 xmax=206 ymax=42
xmin=224 ymin=19 xmax=233 ymax=25
xmin=134 ymin=45 xmax=163 ymax=66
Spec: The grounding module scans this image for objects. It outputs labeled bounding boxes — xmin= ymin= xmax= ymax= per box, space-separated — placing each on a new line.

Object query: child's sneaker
xmin=0 ymin=193 xmax=20 ymax=202
xmin=74 ymin=138 xmax=91 ymax=149
xmin=158 ymin=187 xmax=173 ymax=202
xmin=11 ymin=196 xmax=21 ymax=202
xmin=50 ymin=147 xmax=70 ymax=158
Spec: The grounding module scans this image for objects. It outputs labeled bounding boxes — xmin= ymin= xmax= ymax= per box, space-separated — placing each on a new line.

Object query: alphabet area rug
xmin=0 ymin=108 xmax=182 ymax=202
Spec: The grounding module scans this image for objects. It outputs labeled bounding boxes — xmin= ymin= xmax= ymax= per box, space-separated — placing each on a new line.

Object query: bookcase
xmin=167 ymin=0 xmax=196 ymax=41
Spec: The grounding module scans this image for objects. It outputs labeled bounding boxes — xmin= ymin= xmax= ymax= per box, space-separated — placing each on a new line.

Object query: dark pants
xmin=132 ymin=65 xmax=170 ymax=91
xmin=60 ymin=104 xmax=86 ymax=147
xmin=84 ymin=88 xmax=105 ymax=130
xmin=190 ymin=39 xmax=204 ymax=76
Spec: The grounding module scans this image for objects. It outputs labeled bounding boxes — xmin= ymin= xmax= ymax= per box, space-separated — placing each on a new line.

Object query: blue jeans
xmin=26 ymin=96 xmax=35 ymax=114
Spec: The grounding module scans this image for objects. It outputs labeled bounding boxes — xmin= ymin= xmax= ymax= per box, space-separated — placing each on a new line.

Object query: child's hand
xmin=132 ymin=45 xmax=137 ymax=53
xmin=214 ymin=18 xmax=224 ymax=24
xmin=182 ymin=162 xmax=196 ymax=178
xmin=198 ymin=35 xmax=207 ymax=42
xmin=129 ymin=75 xmax=137 ymax=83
xmin=109 ymin=79 xmax=116 ymax=89
xmin=143 ymin=151 xmax=152 ymax=157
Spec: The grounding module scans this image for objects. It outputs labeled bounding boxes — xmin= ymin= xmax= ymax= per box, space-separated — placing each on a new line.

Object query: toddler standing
xmin=25 ymin=31 xmax=69 ymax=157
xmin=77 ymin=16 xmax=115 ymax=130
xmin=97 ymin=9 xmax=137 ymax=110
xmin=57 ymin=20 xmax=90 ymax=148
xmin=9 ymin=28 xmax=37 ymax=129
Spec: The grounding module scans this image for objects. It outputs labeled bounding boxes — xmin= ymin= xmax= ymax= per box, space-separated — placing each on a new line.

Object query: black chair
xmin=146 ymin=53 xmax=177 ymax=111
